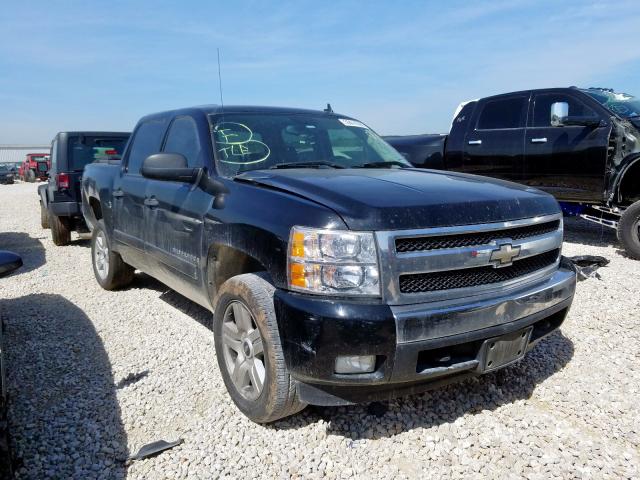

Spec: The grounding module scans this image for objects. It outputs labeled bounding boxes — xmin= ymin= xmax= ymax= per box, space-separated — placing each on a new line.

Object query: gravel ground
xmin=0 ymin=181 xmax=638 ymax=479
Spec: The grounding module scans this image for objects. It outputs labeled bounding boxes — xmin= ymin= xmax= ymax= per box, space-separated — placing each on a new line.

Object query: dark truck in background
xmin=39 ymin=131 xmax=130 ymax=245
xmin=82 ymin=105 xmax=576 ymax=423
xmin=386 ymin=87 xmax=640 ymax=259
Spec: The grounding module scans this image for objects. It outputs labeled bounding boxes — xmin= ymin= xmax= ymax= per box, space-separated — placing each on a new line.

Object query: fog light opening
xmin=334 ymin=355 xmax=376 ymax=374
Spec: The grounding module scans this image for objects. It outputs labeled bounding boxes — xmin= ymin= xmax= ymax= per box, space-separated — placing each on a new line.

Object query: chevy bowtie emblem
xmin=489 ymin=243 xmax=521 ymax=267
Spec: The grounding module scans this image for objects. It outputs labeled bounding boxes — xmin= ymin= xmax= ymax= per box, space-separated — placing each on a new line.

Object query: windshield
xmin=67 ymin=135 xmax=129 ymax=170
xmin=582 ymin=88 xmax=640 ymax=119
xmin=209 ymin=113 xmax=409 ymax=177
xmin=0 ymin=165 xmax=9 ymax=172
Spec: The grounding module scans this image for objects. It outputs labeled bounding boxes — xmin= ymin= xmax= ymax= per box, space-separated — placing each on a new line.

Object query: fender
xmin=202 ymin=220 xmax=289 ymax=294
xmin=37 ymin=184 xmax=48 ymax=208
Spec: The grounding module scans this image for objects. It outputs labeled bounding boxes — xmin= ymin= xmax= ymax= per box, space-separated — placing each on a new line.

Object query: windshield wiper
xmin=270 ymin=161 xmax=345 ymax=170
xmin=355 ymin=161 xmax=409 ymax=169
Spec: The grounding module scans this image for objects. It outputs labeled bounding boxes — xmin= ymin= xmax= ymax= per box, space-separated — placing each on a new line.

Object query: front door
xmin=463 ymin=94 xmax=529 ymax=181
xmin=523 ymin=92 xmax=609 ymax=201
xmin=144 ymin=115 xmax=210 ymax=281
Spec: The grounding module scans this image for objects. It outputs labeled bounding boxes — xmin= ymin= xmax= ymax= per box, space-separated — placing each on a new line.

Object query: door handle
xmin=530 ymin=137 xmax=548 ymax=144
xmin=468 ymin=140 xmax=482 ymax=145
xmin=113 ymin=189 xmax=124 ymax=198
xmin=144 ymin=197 xmax=159 ymax=207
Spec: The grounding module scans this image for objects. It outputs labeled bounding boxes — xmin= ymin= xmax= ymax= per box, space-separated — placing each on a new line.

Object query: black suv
xmin=39 ymin=131 xmax=130 ymax=245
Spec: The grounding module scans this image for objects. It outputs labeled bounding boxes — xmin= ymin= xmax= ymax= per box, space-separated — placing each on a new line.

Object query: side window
xmin=126 ymin=119 xmax=168 ymax=174
xmin=163 ymin=116 xmax=202 ymax=167
xmin=50 ymin=139 xmax=58 ymax=172
xmin=477 ymin=97 xmax=527 ymax=130
xmin=532 ymin=94 xmax=597 ymax=127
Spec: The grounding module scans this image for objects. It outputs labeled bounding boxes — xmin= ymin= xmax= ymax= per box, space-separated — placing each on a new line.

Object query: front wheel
xmin=617 ymin=200 xmax=640 ymax=260
xmin=213 ymin=273 xmax=305 ymax=423
xmin=91 ymin=220 xmax=135 ymax=290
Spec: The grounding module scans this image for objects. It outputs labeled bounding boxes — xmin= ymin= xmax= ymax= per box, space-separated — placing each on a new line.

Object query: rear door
xmin=113 ymin=118 xmax=168 ymax=266
xmin=463 ymin=94 xmax=529 ymax=181
xmin=523 ymin=91 xmax=609 ymax=201
xmin=144 ymin=115 xmax=212 ymax=280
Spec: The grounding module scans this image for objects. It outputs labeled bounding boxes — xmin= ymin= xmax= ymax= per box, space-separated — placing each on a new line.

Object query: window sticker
xmin=338 ymin=118 xmax=368 ymax=129
xmin=214 ymin=122 xmax=271 ymax=164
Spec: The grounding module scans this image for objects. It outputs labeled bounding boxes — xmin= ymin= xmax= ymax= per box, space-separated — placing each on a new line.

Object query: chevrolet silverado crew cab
xmin=81 ymin=105 xmax=576 ymax=423
xmin=39 ymin=131 xmax=130 ymax=245
xmin=386 ymin=87 xmax=640 ymax=259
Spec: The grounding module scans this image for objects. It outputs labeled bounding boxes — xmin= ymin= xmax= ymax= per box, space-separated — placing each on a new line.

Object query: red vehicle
xmin=18 ymin=153 xmax=50 ymax=182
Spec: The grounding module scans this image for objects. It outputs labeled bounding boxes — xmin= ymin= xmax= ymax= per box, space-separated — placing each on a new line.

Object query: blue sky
xmin=1 ymin=0 xmax=639 ymax=143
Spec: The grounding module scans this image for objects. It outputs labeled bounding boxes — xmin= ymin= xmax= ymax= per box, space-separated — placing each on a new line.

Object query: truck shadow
xmin=1 ymin=294 xmax=128 ymax=478
xmin=0 ymin=232 xmax=46 ymax=274
xmin=134 ymin=273 xmax=212 ymax=329
xmin=272 ymin=331 xmax=573 ymax=439
xmin=563 ymin=217 xmax=618 ymax=249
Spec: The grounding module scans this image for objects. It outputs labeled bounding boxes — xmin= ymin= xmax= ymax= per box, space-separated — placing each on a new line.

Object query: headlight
xmin=288 ymin=226 xmax=380 ymax=296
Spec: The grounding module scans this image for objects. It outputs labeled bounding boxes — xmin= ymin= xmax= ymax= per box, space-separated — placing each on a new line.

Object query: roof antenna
xmin=324 ymin=103 xmax=333 ymax=113
xmin=217 ymin=48 xmax=225 ymax=116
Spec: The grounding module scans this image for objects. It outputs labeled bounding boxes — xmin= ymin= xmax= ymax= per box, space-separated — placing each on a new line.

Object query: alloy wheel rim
xmin=221 ymin=301 xmax=266 ymax=401
xmin=94 ymin=232 xmax=109 ymax=279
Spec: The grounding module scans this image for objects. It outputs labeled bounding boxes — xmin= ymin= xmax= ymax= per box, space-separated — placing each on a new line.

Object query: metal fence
xmin=0 ymin=145 xmax=50 ymax=164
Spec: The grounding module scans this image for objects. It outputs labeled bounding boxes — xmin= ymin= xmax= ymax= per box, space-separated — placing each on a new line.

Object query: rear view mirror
xmin=550 ymin=102 xmax=569 ymax=127
xmin=141 ymin=153 xmax=199 ymax=183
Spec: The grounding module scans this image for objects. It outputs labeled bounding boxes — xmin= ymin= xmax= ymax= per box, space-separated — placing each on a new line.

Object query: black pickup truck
xmin=38 ymin=131 xmax=130 ymax=245
xmin=81 ymin=105 xmax=576 ymax=423
xmin=386 ymin=87 xmax=640 ymax=259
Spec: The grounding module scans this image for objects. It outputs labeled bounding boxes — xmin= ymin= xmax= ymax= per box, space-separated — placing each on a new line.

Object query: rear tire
xmin=40 ymin=202 xmax=50 ymax=229
xmin=49 ymin=211 xmax=71 ymax=246
xmin=617 ymin=200 xmax=640 ymax=260
xmin=213 ymin=273 xmax=305 ymax=423
xmin=26 ymin=169 xmax=35 ymax=183
xmin=91 ymin=220 xmax=135 ymax=290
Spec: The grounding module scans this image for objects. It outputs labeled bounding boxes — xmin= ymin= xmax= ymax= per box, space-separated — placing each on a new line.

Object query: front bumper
xmin=274 ymin=258 xmax=576 ymax=405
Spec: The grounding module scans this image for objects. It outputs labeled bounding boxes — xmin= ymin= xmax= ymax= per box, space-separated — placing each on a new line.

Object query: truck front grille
xmin=398 ymin=249 xmax=560 ymax=293
xmin=395 ymin=220 xmax=560 ymax=253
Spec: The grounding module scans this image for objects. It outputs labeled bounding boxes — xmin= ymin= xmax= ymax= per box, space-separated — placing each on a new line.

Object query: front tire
xmin=617 ymin=200 xmax=640 ymax=260
xmin=213 ymin=273 xmax=305 ymax=423
xmin=49 ymin=211 xmax=71 ymax=246
xmin=40 ymin=202 xmax=50 ymax=229
xmin=91 ymin=220 xmax=135 ymax=290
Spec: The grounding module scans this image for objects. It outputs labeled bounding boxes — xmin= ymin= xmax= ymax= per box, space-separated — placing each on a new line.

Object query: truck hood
xmin=235 ymin=168 xmax=560 ymax=230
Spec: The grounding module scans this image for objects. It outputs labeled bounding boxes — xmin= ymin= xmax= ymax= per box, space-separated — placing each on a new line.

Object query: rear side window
xmin=51 ymin=139 xmax=58 ymax=171
xmin=477 ymin=97 xmax=527 ymax=130
xmin=163 ymin=116 xmax=202 ymax=167
xmin=532 ymin=94 xmax=597 ymax=127
xmin=127 ymin=119 xmax=168 ymax=174
xmin=67 ymin=136 xmax=129 ymax=171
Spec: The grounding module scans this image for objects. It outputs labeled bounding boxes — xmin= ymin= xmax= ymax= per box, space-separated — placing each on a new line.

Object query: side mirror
xmin=550 ymin=102 xmax=569 ymax=127
xmin=140 ymin=153 xmax=230 ymax=206
xmin=141 ymin=153 xmax=199 ymax=183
